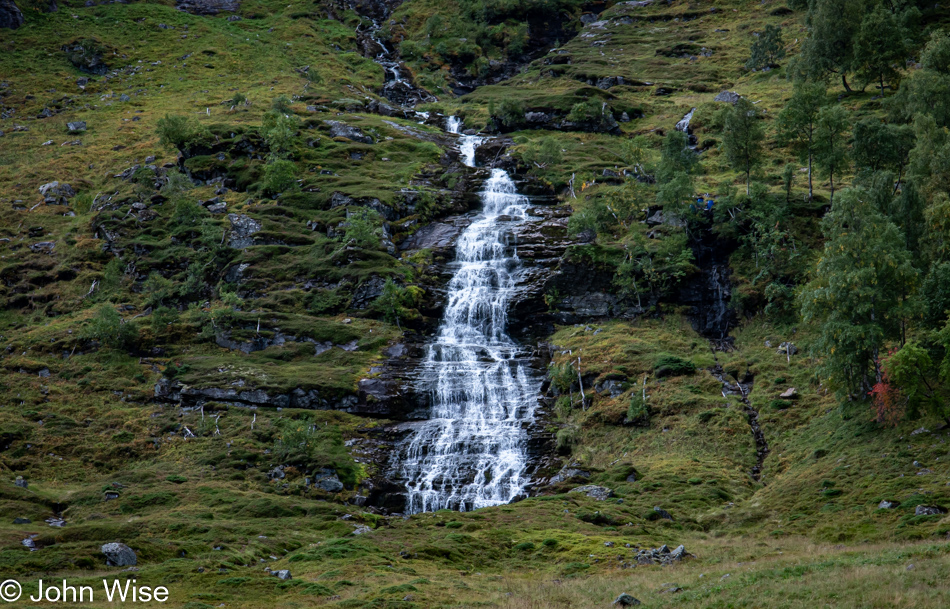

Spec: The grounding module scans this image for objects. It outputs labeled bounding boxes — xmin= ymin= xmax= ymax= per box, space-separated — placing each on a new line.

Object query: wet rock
xmin=569 ymin=484 xmax=614 ymax=500
xmin=311 ymin=469 xmax=344 ymax=492
xmin=101 ymin=542 xmax=137 ymax=566
xmin=324 ymin=120 xmax=374 ymax=144
xmin=0 ymin=0 xmax=24 ymax=29
xmin=39 ymin=181 xmax=75 ymax=205
xmin=228 ymin=213 xmax=261 ymax=248
xmin=613 ymin=593 xmax=641 ymax=606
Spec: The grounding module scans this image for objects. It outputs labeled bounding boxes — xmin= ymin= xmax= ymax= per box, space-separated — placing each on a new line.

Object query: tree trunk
xmin=879 ymin=74 xmax=885 ymax=97
xmin=842 ymin=73 xmax=852 ymax=93
xmin=807 ymin=150 xmax=814 ymax=200
xmin=829 ymin=169 xmax=834 ymax=204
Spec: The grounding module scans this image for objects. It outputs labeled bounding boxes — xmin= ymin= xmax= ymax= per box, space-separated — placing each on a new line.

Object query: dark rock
xmin=175 ymin=0 xmax=238 ymax=15
xmin=13 ymin=517 xmax=31 ymax=524
xmin=568 ymin=485 xmax=614 ymax=501
xmin=14 ymin=476 xmax=27 ymax=488
xmin=351 ymin=275 xmax=386 ymax=309
xmin=915 ymin=505 xmax=946 ymax=516
xmin=62 ymin=40 xmax=109 ymax=75
xmin=714 ymin=90 xmax=741 ymax=104
xmin=0 ymin=0 xmax=24 ymax=29
xmin=613 ymin=593 xmax=641 ymax=607
xmin=101 ymin=542 xmax=137 ymax=566
xmin=652 ymin=506 xmax=674 ymax=520
xmin=311 ymin=469 xmax=344 ymax=492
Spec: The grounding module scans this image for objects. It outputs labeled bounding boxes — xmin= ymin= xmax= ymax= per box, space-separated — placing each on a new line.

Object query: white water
xmin=675 ymin=108 xmax=696 ymax=132
xmin=395 ymin=129 xmax=539 ymax=513
xmin=446 ymin=116 xmax=485 ymax=167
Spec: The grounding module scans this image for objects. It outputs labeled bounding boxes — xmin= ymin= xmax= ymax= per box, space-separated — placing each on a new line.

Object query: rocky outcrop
xmin=176 ymin=0 xmax=239 ymax=15
xmin=323 ymin=120 xmax=374 ymax=144
xmin=39 ymin=181 xmax=75 ymax=206
xmin=0 ymin=0 xmax=24 ymax=29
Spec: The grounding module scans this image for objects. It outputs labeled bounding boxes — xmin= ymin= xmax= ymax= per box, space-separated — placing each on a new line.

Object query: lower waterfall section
xmin=393 ymin=165 xmax=540 ymax=514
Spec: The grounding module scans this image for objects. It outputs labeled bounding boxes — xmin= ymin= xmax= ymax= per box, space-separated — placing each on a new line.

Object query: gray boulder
xmin=878 ymin=500 xmax=898 ymax=510
xmin=323 ymin=120 xmax=374 ymax=144
xmin=13 ymin=517 xmax=31 ymax=524
xmin=653 ymin=506 xmax=674 ymax=520
xmin=915 ymin=505 xmax=946 ymax=516
xmin=568 ymin=485 xmax=614 ymax=501
xmin=273 ymin=569 xmax=291 ymax=580
xmin=714 ymin=90 xmax=741 ymax=104
xmin=311 ymin=469 xmax=344 ymax=492
xmin=549 ymin=466 xmax=591 ymax=485
xmin=14 ymin=476 xmax=27 ymax=488
xmin=101 ymin=542 xmax=137 ymax=566
xmin=67 ymin=121 xmax=86 ymax=133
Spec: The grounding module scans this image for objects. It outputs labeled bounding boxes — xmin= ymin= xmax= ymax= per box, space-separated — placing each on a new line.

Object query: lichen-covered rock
xmin=324 ymin=120 xmax=374 ymax=144
xmin=568 ymin=485 xmax=614 ymax=500
xmin=311 ymin=469 xmax=344 ymax=492
xmin=101 ymin=542 xmax=137 ymax=566
xmin=39 ymin=181 xmax=75 ymax=205
xmin=228 ymin=213 xmax=261 ymax=248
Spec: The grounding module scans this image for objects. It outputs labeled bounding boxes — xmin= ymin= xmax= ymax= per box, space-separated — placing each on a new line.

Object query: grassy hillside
xmin=1 ymin=0 xmax=950 ymax=607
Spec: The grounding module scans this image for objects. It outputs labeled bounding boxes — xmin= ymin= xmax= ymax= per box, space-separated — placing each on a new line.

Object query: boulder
xmin=323 ymin=120 xmax=374 ymax=144
xmin=311 ymin=469 xmax=344 ymax=492
xmin=915 ymin=505 xmax=946 ymax=516
xmin=67 ymin=121 xmax=86 ymax=133
xmin=14 ymin=476 xmax=27 ymax=488
xmin=613 ymin=593 xmax=641 ymax=606
xmin=877 ymin=500 xmax=898 ymax=510
xmin=568 ymin=485 xmax=614 ymax=501
xmin=62 ymin=40 xmax=109 ymax=75
xmin=549 ymin=466 xmax=591 ymax=485
xmin=0 ymin=0 xmax=25 ymax=29
xmin=714 ymin=90 xmax=741 ymax=104
xmin=779 ymin=387 xmax=797 ymax=399
xmin=652 ymin=506 xmax=674 ymax=520
xmin=777 ymin=342 xmax=797 ymax=356
xmin=38 ymin=181 xmax=76 ymax=205
xmin=273 ymin=569 xmax=291 ymax=580
xmin=101 ymin=542 xmax=137 ymax=566
xmin=13 ymin=517 xmax=31 ymax=524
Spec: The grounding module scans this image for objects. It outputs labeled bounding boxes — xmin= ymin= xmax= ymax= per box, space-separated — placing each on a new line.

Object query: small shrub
xmin=341 ymin=208 xmax=381 ymax=249
xmin=82 ymin=304 xmax=138 ymax=350
xmin=555 ymin=427 xmax=576 ymax=455
xmin=626 ymin=392 xmax=649 ymax=426
xmin=166 ymin=475 xmax=187 ymax=484
xmin=513 ymin=541 xmax=535 ymax=551
xmin=263 ymin=159 xmax=298 ymax=194
xmin=542 ymin=538 xmax=558 ymax=547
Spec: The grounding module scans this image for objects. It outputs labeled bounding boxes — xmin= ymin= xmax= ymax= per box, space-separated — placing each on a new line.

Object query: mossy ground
xmin=1 ymin=0 xmax=949 ymax=606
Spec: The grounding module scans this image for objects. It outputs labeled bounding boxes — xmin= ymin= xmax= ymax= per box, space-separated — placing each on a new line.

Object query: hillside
xmin=1 ymin=0 xmax=950 ymax=607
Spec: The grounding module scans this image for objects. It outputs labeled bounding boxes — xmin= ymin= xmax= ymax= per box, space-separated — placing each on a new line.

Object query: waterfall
xmin=394 ymin=129 xmax=539 ymax=513
xmin=446 ymin=116 xmax=485 ymax=167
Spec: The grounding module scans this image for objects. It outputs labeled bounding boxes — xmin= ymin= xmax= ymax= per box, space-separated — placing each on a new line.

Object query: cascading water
xmin=394 ymin=119 xmax=539 ymax=513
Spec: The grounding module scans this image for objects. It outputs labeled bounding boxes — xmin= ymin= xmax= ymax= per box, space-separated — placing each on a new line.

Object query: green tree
xmin=373 ymin=278 xmax=423 ymax=327
xmin=851 ymin=119 xmax=915 ymax=188
xmin=263 ymin=159 xmax=298 ymax=194
xmin=721 ymin=97 xmax=765 ymax=195
xmin=261 ymin=111 xmax=300 ymax=160
xmin=83 ymin=304 xmax=138 ymax=350
xmin=342 ymin=208 xmax=382 ymax=249
xmin=852 ymin=4 xmax=918 ymax=95
xmin=746 ymin=24 xmax=786 ymax=70
xmin=777 ymin=82 xmax=827 ymax=200
xmin=795 ymin=0 xmax=865 ymax=91
xmin=813 ymin=105 xmax=850 ymax=204
xmin=800 ymin=188 xmax=918 ymax=397
xmin=143 ymin=272 xmax=174 ymax=309
xmin=887 ymin=31 xmax=950 ymax=127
